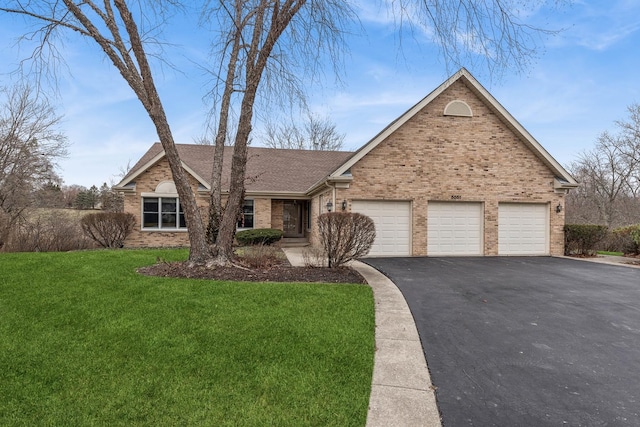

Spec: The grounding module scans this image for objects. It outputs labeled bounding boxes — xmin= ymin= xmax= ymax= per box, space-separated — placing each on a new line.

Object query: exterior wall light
xmin=556 ymin=203 xmax=563 ymax=213
xmin=326 ymin=201 xmax=333 ymax=212
xmin=341 ymin=200 xmax=347 ymax=211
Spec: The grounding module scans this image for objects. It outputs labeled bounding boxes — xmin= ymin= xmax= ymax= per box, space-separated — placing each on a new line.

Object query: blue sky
xmin=1 ymin=1 xmax=640 ymax=188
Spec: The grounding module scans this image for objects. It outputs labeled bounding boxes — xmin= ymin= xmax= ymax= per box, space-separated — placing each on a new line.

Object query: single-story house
xmin=115 ymin=68 xmax=577 ymax=256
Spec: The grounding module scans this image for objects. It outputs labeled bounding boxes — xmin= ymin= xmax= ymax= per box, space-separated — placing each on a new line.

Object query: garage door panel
xmin=498 ymin=203 xmax=548 ymax=255
xmin=352 ymin=200 xmax=411 ymax=256
xmin=428 ymin=202 xmax=483 ymax=256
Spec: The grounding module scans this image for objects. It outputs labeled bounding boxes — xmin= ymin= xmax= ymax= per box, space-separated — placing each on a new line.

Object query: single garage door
xmin=352 ymin=200 xmax=411 ymax=256
xmin=427 ymin=202 xmax=483 ymax=255
xmin=498 ymin=203 xmax=549 ymax=255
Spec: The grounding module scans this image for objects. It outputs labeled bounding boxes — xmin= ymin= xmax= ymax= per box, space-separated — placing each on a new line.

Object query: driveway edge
xmin=555 ymin=255 xmax=640 ymax=269
xmin=352 ymin=261 xmax=442 ymax=427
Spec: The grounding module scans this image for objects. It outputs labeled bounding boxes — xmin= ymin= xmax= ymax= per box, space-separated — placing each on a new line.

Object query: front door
xmin=283 ymin=201 xmax=303 ymax=237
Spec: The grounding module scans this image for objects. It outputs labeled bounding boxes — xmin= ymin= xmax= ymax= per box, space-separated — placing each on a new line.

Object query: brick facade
xmin=122 ymin=158 xmax=209 ymax=248
xmin=118 ymin=71 xmax=573 ymax=255
xmin=328 ymin=80 xmax=566 ymax=255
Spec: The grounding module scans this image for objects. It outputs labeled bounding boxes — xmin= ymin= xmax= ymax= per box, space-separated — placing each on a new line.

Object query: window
xmin=237 ymin=199 xmax=254 ymax=229
xmin=143 ymin=197 xmax=186 ymax=229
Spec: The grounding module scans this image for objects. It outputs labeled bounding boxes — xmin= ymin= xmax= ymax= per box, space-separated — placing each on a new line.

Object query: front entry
xmin=283 ymin=201 xmax=304 ymax=237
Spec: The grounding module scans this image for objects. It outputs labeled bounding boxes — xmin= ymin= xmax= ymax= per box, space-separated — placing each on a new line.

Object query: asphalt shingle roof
xmin=124 ymin=143 xmax=354 ymax=194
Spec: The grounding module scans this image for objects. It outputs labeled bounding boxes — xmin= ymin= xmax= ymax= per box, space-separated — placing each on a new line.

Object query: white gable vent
xmin=155 ymin=181 xmax=177 ymax=193
xmin=444 ymin=100 xmax=472 ymax=117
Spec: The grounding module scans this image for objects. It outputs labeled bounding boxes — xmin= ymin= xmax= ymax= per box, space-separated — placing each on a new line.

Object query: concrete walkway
xmin=282 ymin=248 xmax=441 ymax=427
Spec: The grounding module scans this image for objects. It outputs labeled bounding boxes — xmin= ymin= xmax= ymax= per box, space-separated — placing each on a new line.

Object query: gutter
xmin=306 ymin=174 xmax=353 ymax=196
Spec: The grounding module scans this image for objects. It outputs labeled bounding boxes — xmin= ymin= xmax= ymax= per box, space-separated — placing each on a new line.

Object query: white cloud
xmin=575 ymin=22 xmax=640 ymax=51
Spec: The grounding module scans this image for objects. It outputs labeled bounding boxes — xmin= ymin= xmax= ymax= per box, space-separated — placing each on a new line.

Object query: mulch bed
xmin=138 ymin=261 xmax=367 ymax=284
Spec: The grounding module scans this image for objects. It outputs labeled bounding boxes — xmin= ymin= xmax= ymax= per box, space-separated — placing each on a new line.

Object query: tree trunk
xmin=207 ymin=2 xmax=243 ymax=246
xmin=212 ymin=1 xmax=306 ymax=264
xmin=113 ymin=0 xmax=212 ymax=264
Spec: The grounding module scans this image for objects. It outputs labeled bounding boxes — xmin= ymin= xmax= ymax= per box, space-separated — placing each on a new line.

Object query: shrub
xmin=596 ymin=230 xmax=628 ymax=253
xmin=235 ymin=228 xmax=283 ymax=246
xmin=317 ymin=212 xmax=376 ymax=268
xmin=239 ymin=244 xmax=284 ymax=269
xmin=3 ymin=210 xmax=95 ymax=252
xmin=564 ymin=224 xmax=608 ymax=256
xmin=612 ymin=224 xmax=640 ymax=255
xmin=81 ymin=212 xmax=136 ymax=248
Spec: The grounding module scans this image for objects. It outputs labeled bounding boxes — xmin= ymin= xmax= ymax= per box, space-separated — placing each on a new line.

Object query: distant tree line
xmin=566 ymin=104 xmax=640 ymax=229
xmin=34 ymin=182 xmax=123 ymax=212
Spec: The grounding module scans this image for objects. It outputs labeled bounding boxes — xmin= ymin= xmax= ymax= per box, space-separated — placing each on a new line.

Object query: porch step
xmin=279 ymin=237 xmax=309 ymax=248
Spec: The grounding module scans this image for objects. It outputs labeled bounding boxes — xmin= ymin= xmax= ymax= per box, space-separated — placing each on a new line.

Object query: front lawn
xmin=0 ymin=249 xmax=374 ymax=426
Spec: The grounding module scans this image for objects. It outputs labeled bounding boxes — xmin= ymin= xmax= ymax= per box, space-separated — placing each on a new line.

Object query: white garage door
xmin=427 ymin=202 xmax=483 ymax=256
xmin=352 ymin=200 xmax=411 ymax=256
xmin=498 ymin=203 xmax=549 ymax=255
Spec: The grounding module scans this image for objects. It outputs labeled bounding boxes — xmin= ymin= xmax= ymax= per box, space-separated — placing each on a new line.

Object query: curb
xmin=282 ymin=248 xmax=441 ymax=426
xmin=352 ymin=261 xmax=441 ymax=427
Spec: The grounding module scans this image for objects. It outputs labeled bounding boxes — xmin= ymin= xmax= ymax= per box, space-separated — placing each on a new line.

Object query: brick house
xmin=114 ymin=68 xmax=577 ymax=256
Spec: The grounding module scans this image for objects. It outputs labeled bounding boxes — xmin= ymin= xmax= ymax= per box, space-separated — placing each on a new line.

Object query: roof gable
xmin=329 ymin=68 xmax=577 ymax=187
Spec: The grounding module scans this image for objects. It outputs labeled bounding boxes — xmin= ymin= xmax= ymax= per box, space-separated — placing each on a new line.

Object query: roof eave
xmin=459 ymin=73 xmax=578 ymax=185
xmin=115 ymin=151 xmax=166 ymax=188
xmin=328 ymin=69 xmax=470 ymax=179
xmin=306 ymin=174 xmax=353 ymax=196
xmin=244 ymin=190 xmax=310 ymax=199
xmin=115 ymin=149 xmax=212 ymax=190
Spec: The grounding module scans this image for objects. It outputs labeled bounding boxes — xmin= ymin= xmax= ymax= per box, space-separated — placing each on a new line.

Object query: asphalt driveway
xmin=364 ymin=257 xmax=640 ymax=426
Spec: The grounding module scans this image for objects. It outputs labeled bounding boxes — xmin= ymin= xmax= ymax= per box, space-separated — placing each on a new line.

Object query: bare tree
xmin=263 ymin=114 xmax=345 ymax=151
xmin=617 ymin=104 xmax=640 ymax=197
xmin=388 ymin=0 xmax=568 ymax=78
xmin=2 ymin=0 xmax=570 ymax=265
xmin=0 ymin=83 xmax=67 ymax=248
xmin=566 ymin=104 xmax=640 ymax=228
xmin=202 ymin=0 xmax=354 ymax=264
xmin=61 ymin=184 xmax=85 ymax=209
xmin=201 ymin=0 xmax=566 ymax=264
xmin=0 ymin=0 xmax=214 ymax=263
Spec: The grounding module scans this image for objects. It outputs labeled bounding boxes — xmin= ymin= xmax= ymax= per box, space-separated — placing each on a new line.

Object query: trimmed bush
xmin=81 ymin=212 xmax=136 ymax=248
xmin=564 ymin=224 xmax=608 ymax=256
xmin=612 ymin=224 xmax=640 ymax=255
xmin=317 ymin=212 xmax=376 ymax=268
xmin=235 ymin=228 xmax=283 ymax=246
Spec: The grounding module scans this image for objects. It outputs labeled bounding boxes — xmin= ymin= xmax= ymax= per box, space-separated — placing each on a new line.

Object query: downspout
xmin=324 ymin=180 xmax=336 ymax=212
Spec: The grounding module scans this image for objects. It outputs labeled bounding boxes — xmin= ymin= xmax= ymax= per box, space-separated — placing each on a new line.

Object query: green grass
xmin=597 ymin=250 xmax=624 ymax=256
xmin=0 ymin=249 xmax=374 ymax=426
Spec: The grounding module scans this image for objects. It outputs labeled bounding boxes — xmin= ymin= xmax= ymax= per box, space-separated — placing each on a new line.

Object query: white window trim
xmin=237 ymin=199 xmax=255 ymax=231
xmin=141 ymin=195 xmax=187 ymax=231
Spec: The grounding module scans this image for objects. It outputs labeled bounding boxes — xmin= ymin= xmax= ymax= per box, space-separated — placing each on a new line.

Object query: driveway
xmin=364 ymin=257 xmax=640 ymax=426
